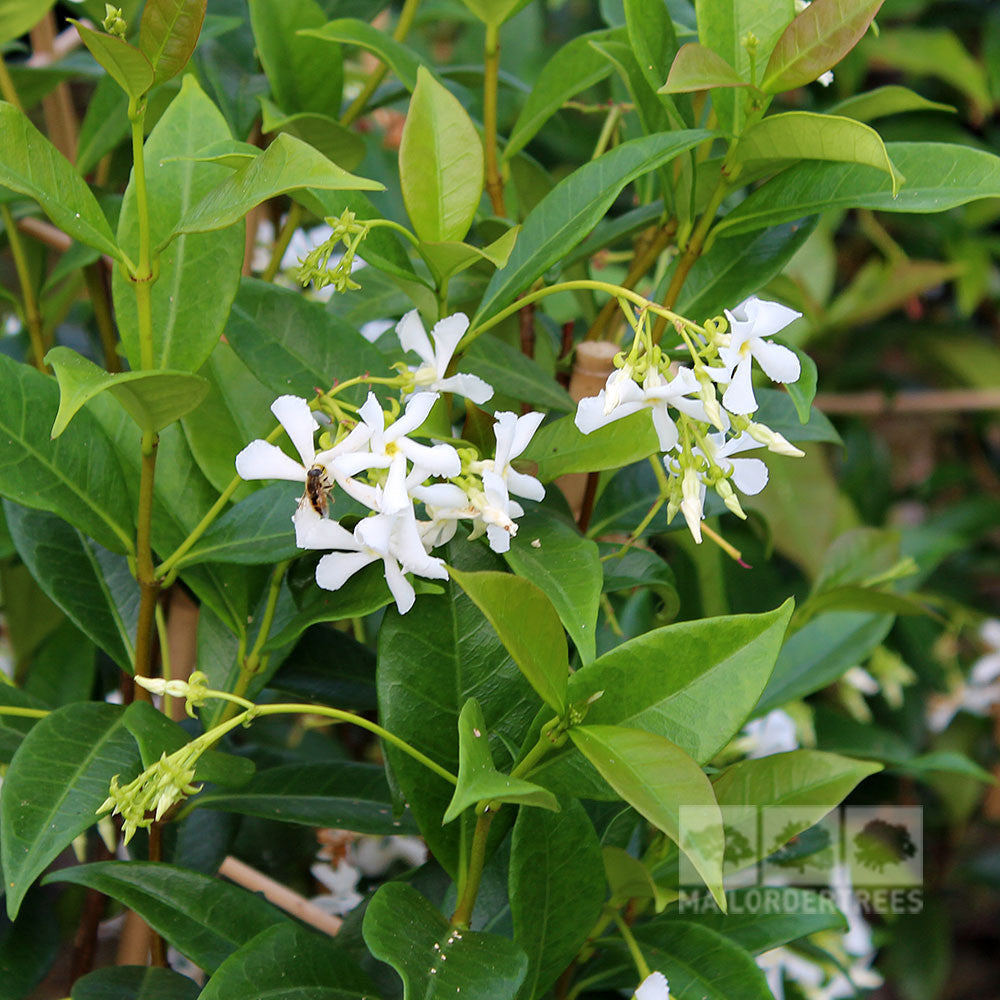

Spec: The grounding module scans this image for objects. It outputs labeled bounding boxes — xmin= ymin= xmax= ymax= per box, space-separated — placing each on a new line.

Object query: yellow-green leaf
xmin=660 ymin=43 xmax=749 ymax=94
xmin=71 ymin=21 xmax=154 ymax=100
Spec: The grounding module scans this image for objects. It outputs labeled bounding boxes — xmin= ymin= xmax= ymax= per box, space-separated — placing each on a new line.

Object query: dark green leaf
xmin=140 ymin=0 xmax=206 ymax=85
xmin=300 ymin=18 xmax=422 ymax=92
xmin=0 ymin=685 xmax=47 ymax=764
xmin=459 ymin=336 xmax=574 ymax=413
xmin=258 ymin=98 xmax=364 ymax=171
xmin=72 ymin=966 xmax=201 ymax=1000
xmin=753 ymin=388 xmax=841 ymax=445
xmin=781 ymin=341 xmax=817 ymax=424
xmin=72 ymin=21 xmax=154 ymax=99
xmin=624 ymin=0 xmax=681 ymax=98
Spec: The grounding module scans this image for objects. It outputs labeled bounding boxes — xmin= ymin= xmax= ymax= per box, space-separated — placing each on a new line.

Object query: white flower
xmin=713 ymin=296 xmax=802 ymax=415
xmin=642 ymin=367 xmax=712 ymax=452
xmin=469 ymin=470 xmax=524 ymax=554
xmin=411 ymin=481 xmax=469 ymax=549
xmin=352 ymin=835 xmax=428 ymax=876
xmin=680 ymin=464 xmax=704 ymax=543
xmin=817 ymin=70 xmax=834 ymax=87
xmin=397 ymin=309 xmax=493 ymax=404
xmin=574 ymin=363 xmax=647 ymax=435
xmin=310 ymin=860 xmax=363 ymax=916
xmin=741 ymin=709 xmax=799 ymax=758
xmin=756 ymin=947 xmax=825 ymax=1000
xmin=634 ymin=971 xmax=669 ymax=1000
xmin=487 ymin=410 xmax=545 ymax=500
xmin=970 ymin=619 xmax=1000 ymax=685
xmin=702 ymin=432 xmax=770 ymax=497
xmin=235 ymin=395 xmax=324 ymax=485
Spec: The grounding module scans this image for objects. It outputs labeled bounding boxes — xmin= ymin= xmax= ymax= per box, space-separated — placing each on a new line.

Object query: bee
xmin=302 ymin=463 xmax=333 ymax=517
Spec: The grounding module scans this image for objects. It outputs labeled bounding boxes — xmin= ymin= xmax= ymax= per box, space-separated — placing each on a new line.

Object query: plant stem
xmin=591 ymin=102 xmax=622 ymax=160
xmin=82 ymin=262 xmax=120 ymax=372
xmin=510 ymin=725 xmax=559 ymax=780
xmin=451 ymin=810 xmax=495 ymax=928
xmin=0 ymin=706 xmax=50 ymax=718
xmin=146 ymin=823 xmax=167 ymax=966
xmin=262 ymin=201 xmax=302 ymax=282
xmin=128 ymin=102 xmax=153 ymax=296
xmin=340 ymin=0 xmax=422 ymax=127
xmin=0 ymin=203 xmax=46 ymax=369
xmin=133 ymin=430 xmax=160 ymax=698
xmin=154 ymin=603 xmax=173 ymax=717
xmin=483 ymin=22 xmax=505 ymax=215
xmin=613 ymin=912 xmax=650 ymax=980
xmin=0 ymin=53 xmax=22 ymax=108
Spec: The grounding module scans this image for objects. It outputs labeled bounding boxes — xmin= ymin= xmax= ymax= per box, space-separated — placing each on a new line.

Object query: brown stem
xmin=30 ymin=12 xmax=78 ymax=162
xmin=68 ymin=838 xmax=113 ymax=985
xmin=82 ymin=262 xmax=120 ymax=372
xmin=518 ymin=301 xmax=535 ymax=358
xmin=577 ymin=472 xmax=599 ymax=533
xmin=132 ymin=432 xmax=160 ymax=699
xmin=483 ymin=23 xmax=505 ymax=216
xmin=147 ymin=823 xmax=167 ymax=967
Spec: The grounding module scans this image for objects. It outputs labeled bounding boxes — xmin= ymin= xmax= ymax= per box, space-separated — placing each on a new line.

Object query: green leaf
xmin=419 ymin=225 xmax=520 ymax=284
xmin=400 ymin=66 xmax=484 ymax=244
xmin=224 ymin=277 xmax=388 ymax=400
xmin=603 ymin=846 xmax=676 ymax=912
xmin=448 ymin=567 xmax=569 ymax=714
xmin=0 ymin=103 xmax=121 ymax=261
xmin=139 ymin=0 xmax=207 ymax=85
xmin=299 ymin=18 xmax=423 ymax=93
xmin=570 ymin=725 xmax=726 ymax=909
xmin=829 ymin=85 xmax=956 ymax=122
xmin=600 ymin=544 xmax=679 ymax=622
xmin=249 ymin=0 xmax=341 ymax=116
xmin=717 ymin=142 xmax=1000 ymax=238
xmin=502 ymin=508 xmax=602 ymax=665
xmin=258 ymin=98 xmax=364 ymax=172
xmin=1 ymin=704 xmax=141 ymax=918
xmin=72 ymin=966 xmax=201 ymax=1000
xmin=476 ymin=130 xmax=711 ymax=326
xmin=510 ymin=799 xmax=605 ymax=999
xmin=114 ymin=75 xmax=244 ymax=373
xmin=200 ymin=923 xmax=374 ymax=1000
xmin=46 ymin=347 xmax=209 ymax=436
xmin=0 ymin=0 xmax=55 ymax=47
xmin=4 ymin=503 xmax=137 ymax=673
xmin=45 ymin=861 xmax=290 ymax=972
xmin=191 ymin=761 xmax=418 ymax=834
xmin=660 ymin=43 xmax=749 ymax=93
xmin=172 ymin=133 xmax=381 ymax=239
xmin=0 ymin=354 xmax=133 ymax=553
xmin=735 ymin=111 xmax=901 ymax=195
xmin=458 ymin=0 xmax=530 ymax=27
xmin=782 ymin=341 xmax=817 ymax=424
xmin=0 ymin=684 xmax=47 ymax=764
xmin=71 ymin=21 xmax=154 ymax=99
xmin=363 ymin=882 xmax=528 ymax=1000
xmin=443 ymin=699 xmax=558 ymax=823
xmin=753 ymin=388 xmax=841 ymax=445
xmin=458 ymin=336 xmax=573 ymax=413
xmin=503 ymin=29 xmax=620 ymax=161
xmin=763 ymin=0 xmax=883 ymax=93
xmin=624 ymin=0 xmax=681 ymax=99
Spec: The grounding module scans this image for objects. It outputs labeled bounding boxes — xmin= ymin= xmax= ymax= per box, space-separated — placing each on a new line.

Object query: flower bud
xmin=745 ymin=421 xmax=805 ymax=457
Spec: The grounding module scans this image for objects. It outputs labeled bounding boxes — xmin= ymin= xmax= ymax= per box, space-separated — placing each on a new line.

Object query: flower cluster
xmin=574 ymin=295 xmax=806 ymax=544
xmin=235 ymin=310 xmax=544 ymax=614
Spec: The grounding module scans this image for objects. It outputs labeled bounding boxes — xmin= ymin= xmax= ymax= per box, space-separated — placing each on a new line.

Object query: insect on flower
xmin=303 ymin=463 xmax=334 ymax=517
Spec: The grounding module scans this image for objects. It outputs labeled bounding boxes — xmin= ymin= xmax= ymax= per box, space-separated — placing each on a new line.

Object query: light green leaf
xmin=299 ymin=18 xmax=423 ymax=92
xmin=400 ymin=66 xmax=484 ymax=244
xmin=570 ymin=724 xmax=726 ymax=909
xmin=448 ymin=567 xmax=569 ymax=714
xmin=0 ymin=0 xmax=55 ymax=47
xmin=603 ymin=846 xmax=676 ymax=912
xmin=660 ymin=43 xmax=749 ymax=93
xmin=736 ymin=111 xmax=901 ymax=195
xmin=71 ymin=21 xmax=154 ymax=99
xmin=502 ymin=508 xmax=602 ymax=665
xmin=0 ymin=103 xmax=121 ymax=261
xmin=172 ymin=133 xmax=381 ymax=239
xmin=418 ymin=225 xmax=519 ymax=284
xmin=258 ymin=98 xmax=364 ymax=171
xmin=46 ymin=347 xmax=208 ymax=436
xmin=1 ymin=704 xmax=141 ymax=918
xmin=363 ymin=882 xmax=528 ymax=1000
xmin=763 ymin=0 xmax=883 ymax=93
xmin=458 ymin=0 xmax=530 ymax=27
xmin=625 ymin=0 xmax=681 ymax=99
xmin=139 ymin=0 xmax=206 ymax=85
xmin=71 ymin=966 xmax=201 ymax=1000
xmin=829 ymin=84 xmax=955 ymax=122
xmin=443 ymin=698 xmax=558 ymax=823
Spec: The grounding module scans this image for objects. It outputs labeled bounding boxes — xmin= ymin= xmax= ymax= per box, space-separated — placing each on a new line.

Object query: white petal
xmin=316 ymin=421 xmax=373 ymax=460
xmin=359 ymin=393 xmax=385 ymax=436
xmin=738 ymin=296 xmax=802 ymax=339
xmin=506 ymin=468 xmax=545 ymax=501
xmin=574 ymin=394 xmax=646 ymax=435
xmin=721 ymin=357 xmax=758 ymax=415
xmin=486 ymin=522 xmax=512 ymax=553
xmin=491 ymin=411 xmax=519 ymax=470
xmin=729 ymin=456 xmax=769 ymax=495
xmin=634 ymin=971 xmax=669 ymax=1000
xmin=235 ymin=440 xmax=305 ymax=482
xmin=390 ymin=391 xmax=438 ymax=438
xmin=970 ymin=653 xmax=1000 ymax=686
xmin=671 ymin=394 xmax=710 ymax=424
xmin=509 ymin=410 xmax=545 ymax=459
xmin=270 ymin=395 xmax=318 ymax=468
xmin=396 ymin=309 xmax=435 ymax=366
xmin=293 ymin=506 xmax=358 ymax=550
xmin=315 ymin=550 xmax=377 ymax=591
xmin=330 ymin=452 xmax=391 ymax=478
xmin=434 ymin=373 xmax=494 ymax=404
xmin=398 ymin=439 xmax=461 ymax=478
xmin=383 ymin=558 xmax=416 ymax=614
xmin=412 ymin=482 xmax=469 ymax=509
xmin=752 ymin=340 xmax=801 ymax=384
xmin=428 ymin=312 xmax=470 ymax=371
xmin=650 ymin=403 xmax=679 ymax=452
xmin=355 ymin=513 xmax=393 ymax=555
xmin=381 ymin=455 xmax=411 ymax=513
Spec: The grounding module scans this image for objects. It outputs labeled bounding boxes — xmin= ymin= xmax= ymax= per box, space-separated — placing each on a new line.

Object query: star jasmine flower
xmin=680 ymin=464 xmax=704 ymax=543
xmin=411 ymin=482 xmax=470 ymax=549
xmin=634 ymin=971 xmax=670 ymax=1000
xmin=641 ymin=367 xmax=712 ymax=452
xmin=741 ymin=709 xmax=799 ymax=758
xmin=487 ymin=410 xmax=546 ymax=500
xmin=715 ymin=296 xmax=803 ymax=415
xmin=468 ymin=470 xmax=524 ymax=554
xmin=817 ymin=70 xmax=834 ymax=87
xmin=397 ymin=309 xmax=494 ymax=404
xmin=702 ymin=432 xmax=770 ymax=498
xmin=574 ymin=364 xmax=646 ymax=435
xmin=235 ymin=395 xmax=324 ymax=485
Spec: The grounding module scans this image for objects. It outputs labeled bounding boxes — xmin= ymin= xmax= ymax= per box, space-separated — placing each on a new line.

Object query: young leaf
xmin=510 ymin=800 xmax=606 ymax=999
xmin=660 ymin=43 xmax=749 ymax=94
xmin=139 ymin=0 xmax=207 ymax=85
xmin=448 ymin=567 xmax=569 ymax=715
xmin=459 ymin=0 xmax=531 ymax=26
xmin=443 ymin=698 xmax=559 ymax=823
xmin=258 ymin=98 xmax=365 ymax=171
xmin=71 ymin=966 xmax=201 ymax=1000
xmin=763 ymin=0 xmax=884 ymax=94
xmin=418 ymin=225 xmax=520 ymax=284
xmin=46 ymin=862 xmax=291 ymax=973
xmin=46 ymin=347 xmax=209 ymax=436
xmin=603 ymin=846 xmax=676 ymax=912
xmin=363 ymin=882 xmax=529 ymax=1000
xmin=1 ymin=703 xmax=141 ymax=919
xmin=71 ymin=21 xmax=154 ymax=99
xmin=399 ymin=66 xmax=484 ymax=244
xmin=829 ymin=84 xmax=955 ymax=123
xmin=735 ymin=112 xmax=902 ymax=195
xmin=0 ymin=103 xmax=122 ymax=262
xmin=570 ymin=724 xmax=726 ymax=910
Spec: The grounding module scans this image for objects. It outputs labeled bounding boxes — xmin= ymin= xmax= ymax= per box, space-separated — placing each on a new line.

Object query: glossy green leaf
xmin=46 ymin=862 xmax=290 ymax=972
xmin=172 ymin=133 xmax=381 ymax=239
xmin=420 ymin=225 xmax=519 ymax=283
xmin=503 ymin=508 xmax=602 ymax=664
xmin=476 ymin=130 xmax=711 ymax=326
xmin=46 ymin=347 xmax=209 ymax=436
xmin=0 ymin=354 xmax=133 ymax=553
xmin=782 ymin=341 xmax=817 ymax=424
xmin=752 ymin=388 xmax=841 ymax=445
xmin=603 ymin=846 xmax=676 ymax=912
xmin=4 ymin=503 xmax=137 ymax=672
xmin=72 ymin=966 xmax=201 ymax=1000
xmin=224 ymin=277 xmax=388 ymax=399
xmin=829 ymin=85 xmax=955 ymax=122
xmin=140 ymin=0 xmax=206 ymax=84
xmin=458 ymin=335 xmax=573 ymax=413
xmin=763 ymin=0 xmax=883 ymax=93
xmin=258 ymin=98 xmax=364 ymax=171
xmin=400 ymin=66 xmax=484 ymax=244
xmin=624 ymin=0 xmax=681 ymax=98
xmin=0 ymin=103 xmax=121 ymax=261
xmin=71 ymin=21 xmax=154 ymax=99
xmin=363 ymin=882 xmax=528 ymax=1000
xmin=570 ymin=725 xmax=726 ymax=909
xmin=1 ymin=704 xmax=141 ymax=918
xmin=600 ymin=544 xmax=680 ymax=623
xmin=114 ymin=76 xmax=244 ymax=373
xmin=0 ymin=0 xmax=54 ymax=46
xmin=448 ymin=566 xmax=569 ymax=714
xmin=0 ymin=684 xmax=47 ymax=764
xmin=200 ymin=923 xmax=373 ymax=1000
xmin=510 ymin=799 xmax=605 ymax=999
xmin=300 ymin=18 xmax=423 ymax=92
xmin=735 ymin=112 xmax=901 ymax=195
xmin=660 ymin=43 xmax=748 ymax=93
xmin=503 ymin=29 xmax=621 ymax=161
xmin=716 ymin=142 xmax=1000 ymax=238
xmin=443 ymin=699 xmax=558 ymax=823
xmin=248 ymin=0 xmax=341 ymax=116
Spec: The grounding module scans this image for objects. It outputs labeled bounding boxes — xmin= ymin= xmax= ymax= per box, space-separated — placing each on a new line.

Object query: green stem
xmin=128 ymin=101 xmax=152 ymax=291
xmin=483 ymin=22 xmax=505 ymax=215
xmin=0 ymin=204 xmax=46 ymax=369
xmin=0 ymin=54 xmax=21 ymax=109
xmin=591 ymin=103 xmax=623 ymax=160
xmin=262 ymin=201 xmax=302 ymax=282
xmin=0 ymin=706 xmax=50 ymax=718
xmin=613 ymin=912 xmax=651 ymax=980
xmin=133 ymin=430 xmax=160 ymax=696
xmin=451 ymin=810 xmax=495 ymax=928
xmin=510 ymin=725 xmax=560 ymax=781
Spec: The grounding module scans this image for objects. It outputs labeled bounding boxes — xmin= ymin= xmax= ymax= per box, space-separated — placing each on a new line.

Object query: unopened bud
xmin=746 ymin=421 xmax=804 ymax=457
xmin=103 ymin=4 xmax=127 ymax=36
xmin=716 ymin=479 xmax=747 ymax=519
